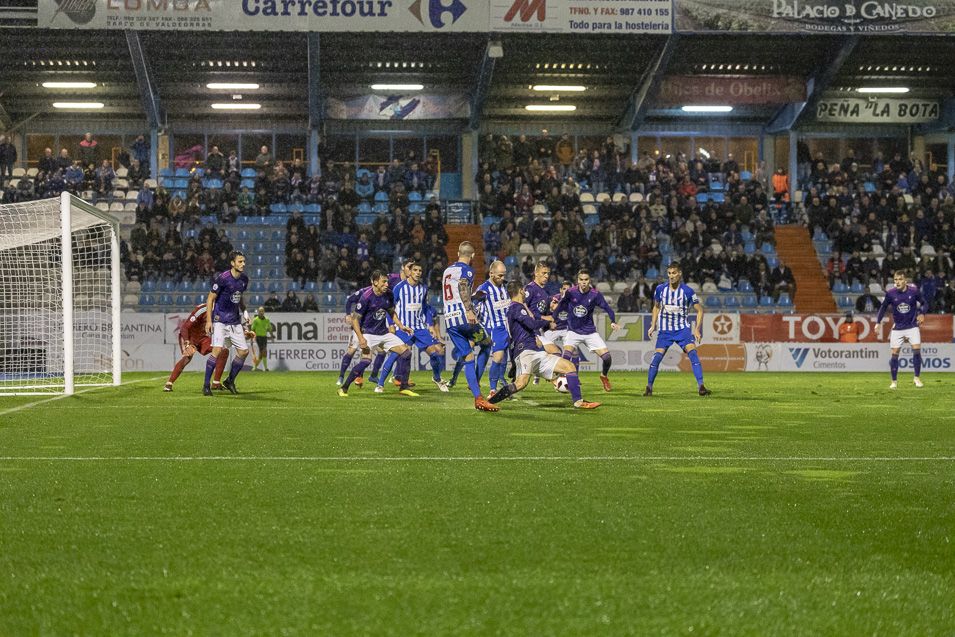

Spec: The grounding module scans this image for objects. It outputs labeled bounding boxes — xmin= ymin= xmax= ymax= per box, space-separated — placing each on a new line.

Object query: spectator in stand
xmin=772 ymin=167 xmax=789 ymax=202
xmin=56 ymin=148 xmax=73 ymax=172
xmin=95 ymin=159 xmax=115 ymax=196
xmin=722 ymin=153 xmax=739 ymax=176
xmin=79 ymin=133 xmax=98 ymax=167
xmin=37 ymin=147 xmax=56 ymax=175
xmin=855 ymin=288 xmax=881 ymax=313
xmin=130 ymin=135 xmax=150 ymax=173
xmin=205 ymin=145 xmax=225 ymax=177
xmin=302 ymin=293 xmax=319 ymax=312
xmin=0 ymin=135 xmax=16 ymax=187
xmin=255 ymin=145 xmax=273 ymax=172
xmin=263 ymin=293 xmax=282 ymax=312
xmin=617 ymin=286 xmax=638 ymax=312
xmin=770 ymin=262 xmax=796 ymax=300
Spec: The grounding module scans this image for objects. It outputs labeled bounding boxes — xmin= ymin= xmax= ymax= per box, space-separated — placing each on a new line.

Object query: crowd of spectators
xmin=476 ymin=132 xmax=781 ymax=303
xmin=797 ymin=146 xmax=955 ymax=312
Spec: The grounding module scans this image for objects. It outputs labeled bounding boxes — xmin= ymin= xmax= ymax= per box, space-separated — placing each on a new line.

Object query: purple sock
xmin=566 ymin=372 xmax=582 ymax=402
xmin=600 ymin=352 xmax=612 ymax=376
xmin=571 ymin=355 xmax=580 ymax=370
xmin=371 ymin=352 xmax=385 ymax=377
xmin=203 ymin=356 xmax=215 ymax=388
xmin=338 ymin=352 xmax=354 ymax=378
xmin=343 ymin=359 xmax=371 ymax=390
xmin=890 ymin=354 xmax=899 ymax=381
xmin=227 ymin=355 xmax=247 ymax=382
xmin=396 ymin=351 xmax=411 ymax=387
xmin=913 ymin=351 xmax=922 ymax=377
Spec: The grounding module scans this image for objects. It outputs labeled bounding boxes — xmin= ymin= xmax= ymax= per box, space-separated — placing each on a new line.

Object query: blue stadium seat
xmin=741 ymin=294 xmax=758 ymax=308
xmin=723 ymin=295 xmax=741 ymax=309
xmin=191 ymin=294 xmax=204 ymax=305
xmin=174 ymin=167 xmax=190 ymax=177
xmin=240 ymin=179 xmax=256 ymax=190
xmin=159 ymin=168 xmax=173 ymax=178
xmin=374 ymin=191 xmax=389 ymax=202
xmin=357 ymin=201 xmax=372 ymax=214
xmin=740 ymin=170 xmax=752 ymax=182
xmin=777 ymin=293 xmax=793 ymax=307
xmin=645 ymin=267 xmax=659 ymax=279
xmin=241 ymin=168 xmax=257 ymax=178
xmin=322 ymin=281 xmax=337 ymax=291
xmin=760 ymin=242 xmax=775 ymax=255
xmin=140 ymin=294 xmax=155 ymax=306
xmin=249 ymin=294 xmax=265 ymax=307
xmin=251 ymin=281 xmax=266 ymax=293
xmin=252 ymin=255 xmax=266 ymax=266
xmin=270 ymin=203 xmax=288 ymax=214
xmin=251 ymin=267 xmax=265 ymax=279
xmin=272 ymin=255 xmax=283 ymax=266
xmin=850 ymin=280 xmax=864 ymax=294
xmin=838 ymin=295 xmax=854 ymax=308
xmin=832 ymin=281 xmax=849 ymax=293
xmin=864 ymin=182 xmax=876 ymax=193
xmin=372 ymin=202 xmax=389 ymax=215
xmin=287 ymin=281 xmax=301 ymax=292
xmin=304 ymin=203 xmax=321 ymax=213
xmin=289 ymin=202 xmax=304 ymax=214
xmin=696 ymin=192 xmax=709 ymax=203
xmin=304 ymin=281 xmax=318 ymax=292
xmin=175 ymin=294 xmax=190 ymax=306
xmin=737 ymin=279 xmax=753 ymax=293
xmin=766 ymin=255 xmax=779 ymax=269
xmin=740 ymin=229 xmax=753 ymax=241
xmin=141 ymin=280 xmax=157 ymax=292
xmin=710 ymin=192 xmax=725 ymax=203
xmin=759 ymin=295 xmax=775 ymax=308
xmin=408 ymin=191 xmax=422 ymax=202
xmin=159 ymin=294 xmax=174 ymax=305
xmin=271 ymin=230 xmax=284 ymax=241
xmin=161 ymin=280 xmax=176 ymax=292
xmin=269 ymin=269 xmax=283 ymax=280
xmin=704 ymin=296 xmax=722 ymax=309
xmin=253 ymin=242 xmax=265 ymax=253
xmin=177 ymin=281 xmax=192 ymax=293
xmin=504 ymin=255 xmax=519 ymax=268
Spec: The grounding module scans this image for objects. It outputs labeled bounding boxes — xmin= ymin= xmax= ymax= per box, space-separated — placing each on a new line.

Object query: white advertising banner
xmin=815 ymin=98 xmax=940 ymax=124
xmin=744 ymin=343 xmax=955 ymax=372
xmin=39 ymin=0 xmax=673 ymax=32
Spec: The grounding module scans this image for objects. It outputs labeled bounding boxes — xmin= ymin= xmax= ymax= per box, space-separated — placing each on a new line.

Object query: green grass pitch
xmin=1 ymin=371 xmax=954 ymax=635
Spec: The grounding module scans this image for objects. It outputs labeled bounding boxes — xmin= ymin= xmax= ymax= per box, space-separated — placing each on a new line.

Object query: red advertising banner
xmin=739 ymin=314 xmax=954 ymax=343
xmin=658 ymin=75 xmax=807 ymax=105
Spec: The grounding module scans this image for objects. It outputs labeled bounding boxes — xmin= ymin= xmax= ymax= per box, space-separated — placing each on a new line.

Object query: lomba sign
xmin=816 ymin=98 xmax=939 ymax=123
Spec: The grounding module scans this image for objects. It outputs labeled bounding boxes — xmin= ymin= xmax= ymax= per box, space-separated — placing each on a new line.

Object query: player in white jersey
xmin=474 ymin=260 xmax=511 ymax=395
xmin=645 ymin=261 xmax=710 ymax=396
xmin=383 ymin=262 xmax=448 ymax=392
xmin=443 ymin=241 xmax=498 ymax=412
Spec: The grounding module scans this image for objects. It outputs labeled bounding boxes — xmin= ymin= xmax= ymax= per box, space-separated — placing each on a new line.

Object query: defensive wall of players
xmin=112 ymin=310 xmax=955 ymax=373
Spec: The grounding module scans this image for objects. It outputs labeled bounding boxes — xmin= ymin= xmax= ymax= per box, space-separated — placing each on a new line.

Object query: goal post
xmin=0 ymin=193 xmax=121 ymax=395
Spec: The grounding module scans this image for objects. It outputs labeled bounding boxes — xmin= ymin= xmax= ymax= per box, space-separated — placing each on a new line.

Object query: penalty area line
xmin=0 ymin=376 xmax=167 ymax=418
xmin=0 ymin=456 xmax=954 ymax=462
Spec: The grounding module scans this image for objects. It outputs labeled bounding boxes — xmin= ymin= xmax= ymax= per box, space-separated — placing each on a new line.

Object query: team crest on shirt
xmin=573 ymin=305 xmax=587 ymax=317
xmin=230 ymin=292 xmax=241 ymax=304
xmin=898 ymin=302 xmax=911 ymax=314
xmin=520 ymin=309 xmax=527 ymax=316
xmin=374 ymin=309 xmax=387 ymax=320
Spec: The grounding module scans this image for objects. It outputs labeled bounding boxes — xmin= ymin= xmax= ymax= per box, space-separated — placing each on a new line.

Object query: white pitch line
xmin=0 ymin=376 xmax=166 ymax=418
xmin=0 ymin=456 xmax=953 ymax=462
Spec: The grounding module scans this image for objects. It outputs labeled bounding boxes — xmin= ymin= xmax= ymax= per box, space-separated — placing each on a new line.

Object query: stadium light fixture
xmin=42 ymin=81 xmax=97 ymax=89
xmin=211 ymin=103 xmax=262 ymax=110
xmin=370 ymin=84 xmax=424 ymax=91
xmin=857 ymin=87 xmax=910 ymax=94
xmin=525 ymin=104 xmax=577 ymax=112
xmin=681 ymin=105 xmax=733 ymax=113
xmin=532 ymin=85 xmax=586 ymax=92
xmin=207 ymin=83 xmax=260 ymax=90
xmin=52 ymin=102 xmax=104 ymax=109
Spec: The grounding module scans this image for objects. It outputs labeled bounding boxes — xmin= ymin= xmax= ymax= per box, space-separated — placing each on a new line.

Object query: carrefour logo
xmin=789 ymin=347 xmax=810 ymax=368
xmin=409 ymin=0 xmax=467 ymax=28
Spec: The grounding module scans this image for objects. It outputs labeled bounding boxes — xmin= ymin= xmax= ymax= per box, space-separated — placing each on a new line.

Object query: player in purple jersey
xmin=523 ymin=261 xmax=562 ymax=356
xmin=337 ymin=286 xmax=370 ymax=387
xmin=203 ymin=251 xmax=250 ymax=396
xmin=338 ymin=270 xmax=417 ymax=397
xmin=645 ymin=262 xmax=710 ymax=396
xmin=555 ymin=270 xmax=619 ymax=392
xmin=876 ymin=270 xmax=927 ymax=389
xmin=369 ymin=258 xmax=417 ymax=387
xmin=489 ymin=280 xmax=600 ymax=409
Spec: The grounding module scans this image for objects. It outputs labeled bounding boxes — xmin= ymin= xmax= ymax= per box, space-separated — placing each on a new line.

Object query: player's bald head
xmin=489 ymin=260 xmax=506 ymax=275
xmin=458 ymin=241 xmax=475 ymax=258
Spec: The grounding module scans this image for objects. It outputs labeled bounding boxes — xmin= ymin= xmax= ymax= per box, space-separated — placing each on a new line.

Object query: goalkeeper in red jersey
xmin=164 ymin=304 xmax=229 ymax=392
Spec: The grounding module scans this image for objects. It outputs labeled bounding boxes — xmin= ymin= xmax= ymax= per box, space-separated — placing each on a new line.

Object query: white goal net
xmin=0 ymin=193 xmax=121 ymax=395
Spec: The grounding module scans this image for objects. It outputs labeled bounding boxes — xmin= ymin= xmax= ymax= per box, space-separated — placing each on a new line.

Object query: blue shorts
xmin=398 ymin=328 xmax=441 ymax=350
xmin=448 ymin=324 xmax=485 ymax=360
xmin=655 ymin=327 xmax=695 ymax=351
xmin=487 ymin=326 xmax=510 ymax=353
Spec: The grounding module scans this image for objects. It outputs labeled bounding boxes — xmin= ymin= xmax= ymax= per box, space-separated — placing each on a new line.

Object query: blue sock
xmin=566 ymin=371 xmax=582 ymax=403
xmin=476 ymin=346 xmax=490 ymax=383
xmin=227 ymin=355 xmax=246 ymax=382
xmin=377 ymin=351 xmax=399 ymax=387
xmin=647 ymin=351 xmax=664 ymax=387
xmin=343 ymin=359 xmax=370 ymax=390
xmin=203 ymin=356 xmax=215 ymax=388
xmin=687 ymin=349 xmax=704 ymax=386
xmin=890 ymin=354 xmax=899 ymax=381
xmin=463 ymin=359 xmax=481 ymax=398
xmin=451 ymin=358 xmax=465 ymax=384
xmin=338 ymin=352 xmax=354 ymax=379
xmin=913 ymin=351 xmax=922 ymax=377
xmin=430 ymin=352 xmax=444 ymax=382
xmin=489 ymin=360 xmax=504 ymax=391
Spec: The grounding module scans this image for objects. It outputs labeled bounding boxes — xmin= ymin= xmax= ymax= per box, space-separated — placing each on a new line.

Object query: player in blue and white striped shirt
xmin=443 ymin=241 xmax=497 ymax=412
xmin=645 ymin=262 xmax=711 ymax=397
xmin=380 ymin=262 xmax=448 ymax=392
xmin=474 ymin=260 xmax=511 ymax=394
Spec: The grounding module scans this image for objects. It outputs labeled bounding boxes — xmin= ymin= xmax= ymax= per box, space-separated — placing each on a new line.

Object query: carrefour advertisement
xmin=675 ymin=0 xmax=955 ymax=33
xmin=39 ymin=0 xmax=673 ymax=32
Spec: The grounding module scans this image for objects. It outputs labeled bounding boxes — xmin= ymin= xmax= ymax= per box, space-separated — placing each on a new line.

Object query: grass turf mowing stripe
xmin=0 ymin=456 xmax=954 ymax=462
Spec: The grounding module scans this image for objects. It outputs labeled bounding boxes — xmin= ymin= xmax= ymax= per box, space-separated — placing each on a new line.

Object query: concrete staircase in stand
xmin=445 ymin=224 xmax=486 ymax=284
xmin=774 ymin=224 xmax=837 ymax=313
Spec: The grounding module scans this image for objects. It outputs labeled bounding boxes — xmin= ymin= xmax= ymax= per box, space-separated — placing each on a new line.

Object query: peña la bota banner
xmin=675 ymin=0 xmax=955 ymax=33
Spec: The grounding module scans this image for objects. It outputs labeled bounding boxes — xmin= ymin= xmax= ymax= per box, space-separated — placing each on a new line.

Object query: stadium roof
xmin=0 ymin=29 xmax=953 ymax=130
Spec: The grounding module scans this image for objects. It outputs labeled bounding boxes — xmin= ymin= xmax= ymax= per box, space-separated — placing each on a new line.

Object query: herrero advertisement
xmin=675 ymin=0 xmax=955 ymax=33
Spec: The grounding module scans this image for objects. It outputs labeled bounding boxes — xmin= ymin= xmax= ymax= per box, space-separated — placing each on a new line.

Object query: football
xmin=554 ymin=376 xmax=570 ymax=393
